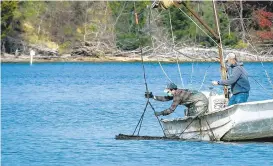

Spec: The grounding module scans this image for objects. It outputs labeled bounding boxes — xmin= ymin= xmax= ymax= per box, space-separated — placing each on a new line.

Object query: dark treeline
xmin=1 ymin=1 xmax=273 ymax=56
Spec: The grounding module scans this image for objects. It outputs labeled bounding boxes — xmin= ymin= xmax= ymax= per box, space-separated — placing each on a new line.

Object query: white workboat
xmin=116 ymin=1 xmax=273 ymax=142
xmin=162 ymin=93 xmax=273 ymax=141
xmin=152 ymin=1 xmax=273 ymax=142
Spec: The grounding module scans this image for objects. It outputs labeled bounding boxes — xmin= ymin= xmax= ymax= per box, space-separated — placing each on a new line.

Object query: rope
xmin=177 ymin=7 xmax=220 ymax=48
xmin=151 ymin=5 xmax=210 ymax=86
xmin=199 ymin=65 xmax=212 ymax=91
xmin=148 ymin=5 xmax=173 ymax=84
xmin=176 ymin=54 xmax=185 ymax=88
xmin=140 ymin=51 xmax=149 ymax=93
xmin=248 ymin=44 xmax=273 ymax=90
xmin=232 ymin=2 xmax=273 ymax=91
xmin=168 ymin=10 xmax=175 ymax=48
xmin=168 ymin=9 xmax=185 ymax=88
xmin=133 ymin=101 xmax=149 ymax=135
xmin=158 ymin=60 xmax=173 ymax=83
xmin=234 ymin=64 xmax=273 ymax=98
xmin=178 ymin=116 xmax=197 ymax=138
xmin=131 ymin=3 xmax=166 ymax=137
xmin=190 ymin=62 xmax=194 ymax=86
xmin=148 ymin=101 xmax=168 ymax=136
xmin=178 ymin=109 xmax=207 ymax=138
xmin=205 ymin=118 xmax=217 ymax=141
xmin=249 ymin=76 xmax=273 ymax=98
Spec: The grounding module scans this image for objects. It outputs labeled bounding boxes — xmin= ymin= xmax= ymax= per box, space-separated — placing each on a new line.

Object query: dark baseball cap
xmin=165 ymin=83 xmax=177 ymax=90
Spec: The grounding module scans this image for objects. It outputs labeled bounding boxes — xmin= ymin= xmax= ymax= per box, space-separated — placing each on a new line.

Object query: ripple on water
xmin=2 ymin=62 xmax=273 ymax=166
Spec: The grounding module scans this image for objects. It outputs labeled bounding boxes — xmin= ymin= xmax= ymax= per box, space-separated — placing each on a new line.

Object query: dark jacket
xmin=219 ymin=62 xmax=250 ymax=94
xmin=154 ymin=89 xmax=207 ymax=116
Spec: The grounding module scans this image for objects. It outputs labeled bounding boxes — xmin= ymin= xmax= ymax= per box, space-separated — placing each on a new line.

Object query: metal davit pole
xmin=212 ymin=0 xmax=229 ymax=99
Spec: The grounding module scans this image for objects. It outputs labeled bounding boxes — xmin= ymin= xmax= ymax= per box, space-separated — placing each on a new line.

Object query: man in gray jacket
xmin=212 ymin=53 xmax=250 ymax=106
xmin=145 ymin=83 xmax=208 ymax=117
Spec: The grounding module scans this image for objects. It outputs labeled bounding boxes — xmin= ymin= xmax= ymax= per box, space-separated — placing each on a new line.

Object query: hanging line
xmin=132 ymin=101 xmax=149 ymax=135
xmin=176 ymin=54 xmax=185 ymax=88
xmin=168 ymin=9 xmax=185 ymax=88
xmin=177 ymin=4 xmax=228 ymax=92
xmin=177 ymin=7 xmax=220 ymax=48
xmin=190 ymin=62 xmax=194 ymax=87
xmin=168 ymin=10 xmax=175 ymax=48
xmin=176 ymin=5 xmax=224 ymax=90
xmin=247 ymin=39 xmax=273 ymax=91
xmin=204 ymin=118 xmax=217 ymax=141
xmin=175 ymin=6 xmax=224 ymax=90
xmin=131 ymin=3 xmax=166 ymax=137
xmin=199 ymin=64 xmax=212 ymax=91
xmin=158 ymin=60 xmax=173 ymax=83
xmin=140 ymin=46 xmax=149 ymax=93
xmin=231 ymin=2 xmax=273 ymax=91
xmin=148 ymin=6 xmax=174 ymax=84
xmin=249 ymin=76 xmax=273 ymax=98
xmin=149 ymin=7 xmax=183 ymax=85
xmin=236 ymin=65 xmax=273 ymax=98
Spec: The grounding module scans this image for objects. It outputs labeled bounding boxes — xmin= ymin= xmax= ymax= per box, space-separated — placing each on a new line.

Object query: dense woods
xmin=1 ymin=1 xmax=273 ymax=58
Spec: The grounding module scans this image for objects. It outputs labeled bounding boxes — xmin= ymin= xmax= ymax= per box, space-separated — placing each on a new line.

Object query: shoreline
xmin=2 ymin=56 xmax=273 ymax=63
xmin=1 ymin=57 xmax=217 ymax=63
xmin=0 ymin=53 xmax=217 ymax=63
xmin=2 ymin=46 xmax=273 ymax=63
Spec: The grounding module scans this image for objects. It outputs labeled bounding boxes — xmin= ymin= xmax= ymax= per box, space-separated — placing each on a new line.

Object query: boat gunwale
xmin=161 ymin=99 xmax=273 ymax=123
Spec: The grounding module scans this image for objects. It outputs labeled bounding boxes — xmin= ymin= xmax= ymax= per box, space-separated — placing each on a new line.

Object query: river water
xmin=2 ymin=62 xmax=273 ymax=166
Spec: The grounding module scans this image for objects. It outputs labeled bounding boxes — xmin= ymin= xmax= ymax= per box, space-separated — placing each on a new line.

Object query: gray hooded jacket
xmin=219 ymin=62 xmax=250 ymax=94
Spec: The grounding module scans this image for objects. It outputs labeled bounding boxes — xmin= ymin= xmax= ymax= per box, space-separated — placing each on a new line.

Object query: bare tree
xmin=239 ymin=0 xmax=246 ymax=42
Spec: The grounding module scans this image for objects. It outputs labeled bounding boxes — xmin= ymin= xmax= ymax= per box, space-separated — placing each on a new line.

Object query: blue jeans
xmin=228 ymin=92 xmax=249 ymax=106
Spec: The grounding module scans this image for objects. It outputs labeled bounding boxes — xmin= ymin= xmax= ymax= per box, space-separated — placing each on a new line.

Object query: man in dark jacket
xmin=212 ymin=53 xmax=250 ymax=106
xmin=145 ymin=83 xmax=208 ymax=117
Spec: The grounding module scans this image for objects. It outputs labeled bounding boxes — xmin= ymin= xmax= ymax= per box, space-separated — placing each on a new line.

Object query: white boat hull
xmin=161 ymin=99 xmax=273 ymax=142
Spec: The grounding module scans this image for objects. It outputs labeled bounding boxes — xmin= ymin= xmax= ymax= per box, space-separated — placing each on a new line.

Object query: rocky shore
xmin=2 ymin=46 xmax=273 ymax=63
xmin=2 ymin=37 xmax=272 ymax=63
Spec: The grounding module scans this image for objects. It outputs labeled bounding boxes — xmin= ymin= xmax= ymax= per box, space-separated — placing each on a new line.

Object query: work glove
xmin=211 ymin=81 xmax=219 ymax=86
xmin=144 ymin=92 xmax=154 ymax=98
xmin=154 ymin=111 xmax=163 ymax=117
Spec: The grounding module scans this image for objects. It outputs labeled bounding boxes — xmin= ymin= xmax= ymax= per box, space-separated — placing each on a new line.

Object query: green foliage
xmin=63 ymin=26 xmax=73 ymax=36
xmin=222 ymin=33 xmax=239 ymax=47
xmin=160 ymin=1 xmax=236 ymax=47
xmin=116 ymin=33 xmax=139 ymax=50
xmin=109 ymin=1 xmax=151 ymax=50
xmin=1 ymin=1 xmax=18 ymax=38
xmin=59 ymin=41 xmax=71 ymax=54
xmin=161 ymin=6 xmax=193 ymax=41
xmin=14 ymin=1 xmax=83 ymax=51
xmin=234 ymin=40 xmax=248 ymax=49
xmin=3 ymin=1 xmax=272 ymax=54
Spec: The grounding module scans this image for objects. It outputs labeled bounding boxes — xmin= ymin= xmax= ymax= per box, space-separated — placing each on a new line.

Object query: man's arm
xmin=160 ymin=98 xmax=180 ymax=116
xmin=154 ymin=95 xmax=173 ymax=101
xmin=218 ymin=67 xmax=241 ymax=86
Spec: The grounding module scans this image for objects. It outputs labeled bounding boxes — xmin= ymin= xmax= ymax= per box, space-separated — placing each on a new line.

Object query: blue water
xmin=2 ymin=62 xmax=273 ymax=166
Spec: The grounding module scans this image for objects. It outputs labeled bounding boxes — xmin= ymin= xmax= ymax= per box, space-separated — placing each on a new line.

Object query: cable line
xmin=168 ymin=9 xmax=185 ymax=88
xmin=231 ymin=2 xmax=273 ymax=91
xmin=131 ymin=3 xmax=167 ymax=137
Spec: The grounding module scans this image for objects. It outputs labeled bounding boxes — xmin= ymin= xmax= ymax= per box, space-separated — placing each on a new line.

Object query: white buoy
xmin=30 ymin=49 xmax=35 ymax=65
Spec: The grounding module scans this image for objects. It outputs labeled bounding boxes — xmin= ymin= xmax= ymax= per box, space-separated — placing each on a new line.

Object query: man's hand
xmin=145 ymin=92 xmax=154 ymax=98
xmin=212 ymin=81 xmax=219 ymax=86
xmin=154 ymin=111 xmax=162 ymax=117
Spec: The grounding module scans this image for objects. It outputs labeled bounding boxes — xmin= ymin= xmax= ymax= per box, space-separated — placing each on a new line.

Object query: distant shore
xmin=2 ymin=47 xmax=273 ymax=63
xmin=1 ymin=53 xmax=217 ymax=63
